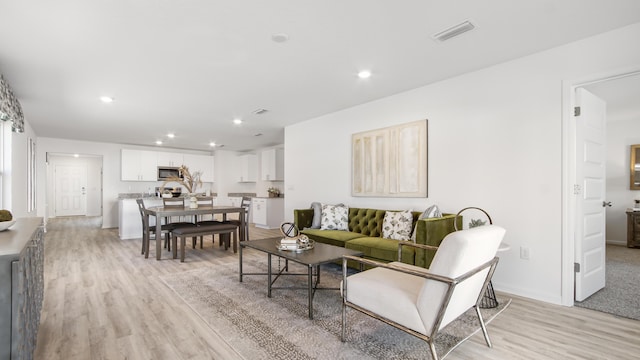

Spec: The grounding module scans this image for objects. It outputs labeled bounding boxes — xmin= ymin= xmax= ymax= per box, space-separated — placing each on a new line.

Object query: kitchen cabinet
xmin=261 ymin=148 xmax=284 ymax=181
xmin=251 ymin=197 xmax=284 ymax=229
xmin=0 ymin=218 xmax=44 ymax=360
xmin=183 ymin=154 xmax=215 ymax=183
xmin=238 ymin=154 xmax=257 ymax=182
xmin=122 ymin=149 xmax=214 ymax=183
xmin=229 ymin=197 xmax=242 ymax=207
xmin=121 ymin=149 xmax=158 ymax=181
xmin=156 ymin=151 xmax=184 ymax=167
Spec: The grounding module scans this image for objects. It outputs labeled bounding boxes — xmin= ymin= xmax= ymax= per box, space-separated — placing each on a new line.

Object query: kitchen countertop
xmin=227 ymin=192 xmax=257 ymax=198
xmin=118 ymin=192 xmax=218 ymax=200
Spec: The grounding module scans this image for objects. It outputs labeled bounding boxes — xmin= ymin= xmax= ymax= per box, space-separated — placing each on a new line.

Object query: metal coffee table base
xmin=239 ymin=238 xmax=362 ymax=319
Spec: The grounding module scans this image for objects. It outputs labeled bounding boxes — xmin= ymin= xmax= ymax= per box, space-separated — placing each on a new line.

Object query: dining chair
xmin=135 ymin=199 xmax=172 ymax=255
xmin=192 ymin=196 xmax=224 ymax=248
xmin=162 ymin=197 xmax=198 ymax=251
xmin=341 ymin=225 xmax=506 ymax=360
xmin=223 ymin=196 xmax=252 ymax=242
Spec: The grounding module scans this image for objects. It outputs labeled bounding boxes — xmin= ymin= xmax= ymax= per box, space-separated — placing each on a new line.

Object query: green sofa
xmin=293 ymin=207 xmax=461 ymax=268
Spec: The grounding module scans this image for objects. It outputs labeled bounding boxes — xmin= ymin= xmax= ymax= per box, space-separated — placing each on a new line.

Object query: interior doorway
xmin=47 ymin=153 xmax=103 ymax=221
xmin=562 ymin=69 xmax=640 ymax=306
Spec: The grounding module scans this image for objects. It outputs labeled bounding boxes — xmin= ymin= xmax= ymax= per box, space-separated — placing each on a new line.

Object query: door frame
xmin=561 ymin=65 xmax=640 ymax=306
xmin=46 ymin=152 xmax=104 ymax=221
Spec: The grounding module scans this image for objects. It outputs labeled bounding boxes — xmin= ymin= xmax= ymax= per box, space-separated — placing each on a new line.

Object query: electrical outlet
xmin=520 ymin=246 xmax=530 ymax=260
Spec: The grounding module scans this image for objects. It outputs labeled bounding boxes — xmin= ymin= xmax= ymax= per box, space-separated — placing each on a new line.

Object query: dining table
xmin=142 ymin=205 xmax=246 ymax=260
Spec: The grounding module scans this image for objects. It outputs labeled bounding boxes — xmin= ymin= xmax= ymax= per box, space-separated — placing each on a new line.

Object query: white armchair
xmin=341 ymin=225 xmax=506 ymax=360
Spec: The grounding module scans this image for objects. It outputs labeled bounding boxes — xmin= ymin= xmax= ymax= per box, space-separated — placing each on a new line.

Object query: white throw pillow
xmin=382 ymin=210 xmax=413 ymax=241
xmin=411 ymin=204 xmax=443 ymax=242
xmin=320 ymin=204 xmax=349 ymax=230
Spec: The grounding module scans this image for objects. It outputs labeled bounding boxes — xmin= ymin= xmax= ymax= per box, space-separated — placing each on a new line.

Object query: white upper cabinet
xmin=156 ymin=151 xmax=184 ymax=167
xmin=238 ymin=154 xmax=257 ymax=182
xmin=121 ymin=149 xmax=158 ymax=181
xmin=121 ymin=149 xmax=214 ymax=182
xmin=260 ymin=148 xmax=284 ymax=181
xmin=183 ymin=154 xmax=215 ymax=183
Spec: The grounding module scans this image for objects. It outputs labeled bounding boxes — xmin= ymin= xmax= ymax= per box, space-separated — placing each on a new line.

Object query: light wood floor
xmin=35 ymin=217 xmax=640 ymax=360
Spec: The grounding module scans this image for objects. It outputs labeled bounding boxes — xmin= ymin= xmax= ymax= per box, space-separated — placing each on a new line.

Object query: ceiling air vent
xmin=432 ymin=20 xmax=475 ymax=42
xmin=253 ymin=108 xmax=268 ymax=115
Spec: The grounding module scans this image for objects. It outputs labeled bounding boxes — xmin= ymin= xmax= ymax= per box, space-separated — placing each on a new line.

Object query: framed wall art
xmin=352 ymin=119 xmax=428 ymax=197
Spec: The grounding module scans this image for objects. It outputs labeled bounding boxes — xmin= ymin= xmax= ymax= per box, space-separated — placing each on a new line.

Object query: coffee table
xmin=239 ymin=237 xmax=363 ymax=319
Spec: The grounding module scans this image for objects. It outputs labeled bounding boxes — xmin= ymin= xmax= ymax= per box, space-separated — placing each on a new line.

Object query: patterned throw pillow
xmin=320 ymin=204 xmax=349 ymax=230
xmin=382 ymin=210 xmax=413 ymax=241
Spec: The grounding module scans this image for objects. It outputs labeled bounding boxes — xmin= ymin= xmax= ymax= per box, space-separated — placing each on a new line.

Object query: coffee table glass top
xmin=242 ymin=237 xmax=362 ymax=266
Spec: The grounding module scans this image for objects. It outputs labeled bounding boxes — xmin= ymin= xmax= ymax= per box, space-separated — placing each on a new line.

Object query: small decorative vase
xmin=189 ymin=195 xmax=198 ymax=208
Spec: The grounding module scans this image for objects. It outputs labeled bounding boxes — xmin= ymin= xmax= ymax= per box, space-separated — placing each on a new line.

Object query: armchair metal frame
xmin=342 ymin=240 xmax=499 ymax=360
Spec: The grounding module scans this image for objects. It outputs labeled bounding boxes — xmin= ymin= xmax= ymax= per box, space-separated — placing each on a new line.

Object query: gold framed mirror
xmin=630 ymin=145 xmax=640 ymax=190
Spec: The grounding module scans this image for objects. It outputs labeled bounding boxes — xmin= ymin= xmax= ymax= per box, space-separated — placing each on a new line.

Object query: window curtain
xmin=0 ymin=73 xmax=24 ymax=133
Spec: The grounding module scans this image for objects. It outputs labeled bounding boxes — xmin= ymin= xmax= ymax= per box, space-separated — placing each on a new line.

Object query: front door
xmin=55 ymin=164 xmax=87 ymax=216
xmin=574 ymin=88 xmax=607 ymax=301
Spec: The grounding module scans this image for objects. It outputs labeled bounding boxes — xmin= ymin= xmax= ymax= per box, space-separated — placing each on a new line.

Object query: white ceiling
xmin=1 ymin=0 xmax=640 ymax=152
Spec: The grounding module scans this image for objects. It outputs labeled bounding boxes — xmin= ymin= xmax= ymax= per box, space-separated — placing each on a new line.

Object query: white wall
xmin=606 ymin=117 xmax=640 ymax=244
xmin=215 ymin=147 xmax=285 ymax=204
xmin=284 ymin=22 xmax=640 ymax=304
xmin=214 ymin=150 xmax=254 ymax=204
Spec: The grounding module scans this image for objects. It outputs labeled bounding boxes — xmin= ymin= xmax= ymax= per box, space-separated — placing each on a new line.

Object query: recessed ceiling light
xmin=271 ymin=33 xmax=289 ymax=43
xmin=100 ymin=96 xmax=114 ymax=103
xmin=73 ymin=154 xmax=79 ymax=158
xmin=233 ymin=118 xmax=243 ymax=125
xmin=167 ymin=133 xmax=175 ymax=139
xmin=357 ymin=70 xmax=372 ymax=79
xmin=209 ymin=142 xmax=217 ymax=147
xmin=155 ymin=140 xmax=163 ymax=145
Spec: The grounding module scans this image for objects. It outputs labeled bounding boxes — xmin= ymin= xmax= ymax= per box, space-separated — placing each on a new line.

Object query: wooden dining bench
xmin=171 ymin=223 xmax=239 ymax=262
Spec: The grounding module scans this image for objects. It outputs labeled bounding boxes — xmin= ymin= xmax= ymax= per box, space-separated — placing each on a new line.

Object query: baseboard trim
xmin=606 ymin=240 xmax=626 ymax=246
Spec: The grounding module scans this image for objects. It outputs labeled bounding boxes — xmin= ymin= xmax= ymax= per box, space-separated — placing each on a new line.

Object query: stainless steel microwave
xmin=157 ymin=166 xmax=182 ymax=181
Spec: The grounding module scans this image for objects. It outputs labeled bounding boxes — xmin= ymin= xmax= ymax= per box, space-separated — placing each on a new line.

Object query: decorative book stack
xmin=280 ymin=238 xmax=298 ymax=250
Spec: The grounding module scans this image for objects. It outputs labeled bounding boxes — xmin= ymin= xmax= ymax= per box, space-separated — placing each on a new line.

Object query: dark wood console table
xmin=626 ymin=210 xmax=640 ymax=248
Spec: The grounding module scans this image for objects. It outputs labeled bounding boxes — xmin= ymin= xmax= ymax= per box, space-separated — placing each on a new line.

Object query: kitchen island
xmin=117 ymin=193 xmax=218 ymax=240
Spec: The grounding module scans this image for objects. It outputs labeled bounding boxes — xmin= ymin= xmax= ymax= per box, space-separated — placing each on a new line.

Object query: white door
xmin=574 ymin=88 xmax=607 ymax=301
xmin=55 ymin=164 xmax=87 ymax=216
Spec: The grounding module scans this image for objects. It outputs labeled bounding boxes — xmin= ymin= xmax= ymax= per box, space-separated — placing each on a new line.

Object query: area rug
xmin=575 ymin=246 xmax=640 ymax=320
xmin=160 ymin=259 xmax=511 ymax=360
